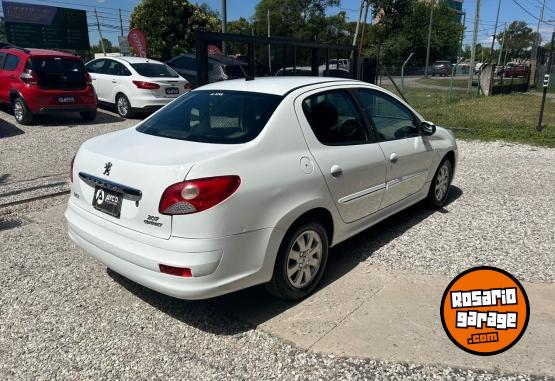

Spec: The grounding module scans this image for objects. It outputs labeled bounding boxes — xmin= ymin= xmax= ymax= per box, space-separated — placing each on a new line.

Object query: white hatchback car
xmin=66 ymin=77 xmax=457 ymax=301
xmin=85 ymin=56 xmax=190 ymax=118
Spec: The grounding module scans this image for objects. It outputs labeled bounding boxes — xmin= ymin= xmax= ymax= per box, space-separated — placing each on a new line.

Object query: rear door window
xmin=30 ymin=57 xmax=86 ymax=90
xmin=137 ymin=90 xmax=282 ymax=144
xmin=131 ymin=63 xmax=179 ymax=78
xmin=302 ymin=90 xmax=369 ymax=145
xmin=85 ymin=59 xmax=107 ymax=74
xmin=4 ymin=54 xmax=20 ymax=70
xmin=105 ymin=60 xmax=131 ymax=76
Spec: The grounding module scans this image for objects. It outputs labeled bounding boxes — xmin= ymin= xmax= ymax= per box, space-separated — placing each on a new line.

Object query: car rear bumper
xmin=65 ymin=200 xmax=283 ymax=300
xmin=130 ymin=95 xmax=179 ymax=110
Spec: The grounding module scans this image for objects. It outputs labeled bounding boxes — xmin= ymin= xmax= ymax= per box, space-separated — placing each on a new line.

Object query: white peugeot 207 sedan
xmin=65 ymin=77 xmax=457 ymax=301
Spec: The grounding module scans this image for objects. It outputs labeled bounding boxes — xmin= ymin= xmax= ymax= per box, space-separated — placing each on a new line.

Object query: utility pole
xmin=358 ymin=1 xmax=369 ymax=56
xmin=468 ymin=0 xmax=480 ymax=93
xmin=489 ymin=0 xmax=501 ymax=62
xmin=537 ymin=29 xmax=554 ymax=131
xmin=531 ymin=0 xmax=546 ymax=84
xmin=267 ymin=9 xmax=271 ymax=73
xmin=119 ymin=8 xmax=124 ymax=37
xmin=221 ymin=0 xmax=227 ymax=55
xmin=424 ymin=0 xmax=436 ymax=78
xmin=94 ymin=8 xmax=106 ymax=56
xmin=352 ymin=0 xmax=365 ymax=50
xmin=498 ymin=22 xmax=506 ymax=66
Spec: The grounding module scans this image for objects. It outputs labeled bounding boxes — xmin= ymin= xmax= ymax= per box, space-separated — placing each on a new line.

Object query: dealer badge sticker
xmin=440 ymin=266 xmax=529 ymax=356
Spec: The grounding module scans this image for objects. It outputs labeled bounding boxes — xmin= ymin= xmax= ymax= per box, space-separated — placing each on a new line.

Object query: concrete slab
xmin=252 ymin=266 xmax=555 ymax=376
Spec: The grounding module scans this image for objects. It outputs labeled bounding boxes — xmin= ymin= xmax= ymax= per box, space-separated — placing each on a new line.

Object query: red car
xmin=0 ymin=44 xmax=97 ymax=125
xmin=497 ymin=63 xmax=530 ymax=78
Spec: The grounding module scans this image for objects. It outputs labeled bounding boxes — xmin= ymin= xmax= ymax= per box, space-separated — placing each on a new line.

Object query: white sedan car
xmin=66 ymin=77 xmax=457 ymax=301
xmin=85 ymin=56 xmax=190 ymax=118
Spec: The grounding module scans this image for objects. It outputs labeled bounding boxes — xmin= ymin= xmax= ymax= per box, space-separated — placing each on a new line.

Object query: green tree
xmin=366 ymin=0 xmax=464 ymax=66
xmin=91 ymin=38 xmax=120 ymax=54
xmin=129 ymin=0 xmax=219 ymax=61
xmin=496 ymin=21 xmax=540 ymax=60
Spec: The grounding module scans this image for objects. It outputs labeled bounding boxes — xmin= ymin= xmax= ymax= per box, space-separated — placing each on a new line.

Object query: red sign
xmin=128 ymin=28 xmax=148 ymax=58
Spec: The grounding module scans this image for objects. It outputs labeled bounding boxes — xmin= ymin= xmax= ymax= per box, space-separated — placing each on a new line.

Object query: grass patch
xmin=381 ymin=86 xmax=555 ymax=147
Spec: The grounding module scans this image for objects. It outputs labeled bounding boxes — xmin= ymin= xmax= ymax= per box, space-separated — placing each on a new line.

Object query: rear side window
xmin=137 ymin=91 xmax=282 ymax=144
xmin=131 ymin=63 xmax=179 ymax=78
xmin=0 ymin=53 xmax=6 ymax=69
xmin=302 ymin=90 xmax=368 ymax=145
xmin=86 ymin=59 xmax=107 ymax=73
xmin=4 ymin=54 xmax=20 ymax=70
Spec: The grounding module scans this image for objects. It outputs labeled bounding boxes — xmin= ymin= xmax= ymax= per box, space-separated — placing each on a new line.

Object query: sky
xmin=1 ymin=0 xmax=554 ymax=50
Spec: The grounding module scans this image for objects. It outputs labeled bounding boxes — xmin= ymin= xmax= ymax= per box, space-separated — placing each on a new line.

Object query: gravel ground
xmin=0 ymin=106 xmax=136 ymax=184
xmin=0 ymin=197 xmax=551 ymax=380
xmin=1 ymin=110 xmax=554 ymax=379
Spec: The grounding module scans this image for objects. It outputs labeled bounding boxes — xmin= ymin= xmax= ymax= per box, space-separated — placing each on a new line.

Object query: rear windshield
xmin=131 ymin=63 xmax=178 ymax=78
xmin=137 ymin=90 xmax=282 ymax=144
xmin=29 ymin=57 xmax=86 ymax=90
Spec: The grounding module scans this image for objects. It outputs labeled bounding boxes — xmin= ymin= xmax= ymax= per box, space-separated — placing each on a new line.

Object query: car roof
xmin=196 ymin=76 xmax=366 ymax=96
xmin=112 ymin=56 xmax=164 ymax=65
xmin=0 ymin=47 xmax=79 ymax=58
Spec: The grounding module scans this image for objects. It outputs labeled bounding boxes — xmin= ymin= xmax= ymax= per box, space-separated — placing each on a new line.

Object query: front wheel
xmin=265 ymin=221 xmax=329 ymax=301
xmin=116 ymin=94 xmax=134 ymax=118
xmin=427 ymin=158 xmax=453 ymax=208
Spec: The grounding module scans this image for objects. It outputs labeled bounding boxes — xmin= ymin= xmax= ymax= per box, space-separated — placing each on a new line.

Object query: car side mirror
xmin=421 ymin=121 xmax=436 ymax=136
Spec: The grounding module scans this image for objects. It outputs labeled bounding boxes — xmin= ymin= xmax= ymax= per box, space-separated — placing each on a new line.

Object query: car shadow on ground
xmin=109 ymin=186 xmax=463 ymax=336
xmin=33 ymin=109 xmax=124 ymax=126
xmin=97 ymin=104 xmax=150 ymax=121
xmin=0 ymin=114 xmax=25 ymax=138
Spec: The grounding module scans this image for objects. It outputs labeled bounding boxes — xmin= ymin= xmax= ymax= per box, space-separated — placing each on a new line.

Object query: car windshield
xmin=136 ymin=90 xmax=282 ymax=144
xmin=131 ymin=63 xmax=179 ymax=78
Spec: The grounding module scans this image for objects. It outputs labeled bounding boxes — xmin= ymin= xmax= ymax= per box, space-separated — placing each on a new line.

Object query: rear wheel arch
xmin=282 ymin=207 xmax=334 ymax=248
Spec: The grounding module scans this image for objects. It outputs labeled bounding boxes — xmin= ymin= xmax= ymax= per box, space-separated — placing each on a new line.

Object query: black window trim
xmin=300 ymin=88 xmax=374 ymax=147
xmin=352 ymin=87 xmax=423 ymax=142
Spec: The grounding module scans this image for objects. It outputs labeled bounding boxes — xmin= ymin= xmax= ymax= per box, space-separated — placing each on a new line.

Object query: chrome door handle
xmin=330 ymin=165 xmax=343 ymax=178
xmin=390 ymin=153 xmax=399 ymax=163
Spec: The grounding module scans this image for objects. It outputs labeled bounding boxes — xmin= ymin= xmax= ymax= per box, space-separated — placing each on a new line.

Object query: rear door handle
xmin=390 ymin=153 xmax=399 ymax=163
xmin=330 ymin=165 xmax=343 ymax=178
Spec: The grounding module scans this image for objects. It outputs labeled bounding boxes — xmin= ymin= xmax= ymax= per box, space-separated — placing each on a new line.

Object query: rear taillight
xmin=85 ymin=72 xmax=92 ymax=85
xmin=20 ymin=69 xmax=38 ymax=85
xmin=159 ymin=264 xmax=192 ymax=277
xmin=132 ymin=80 xmax=160 ymax=89
xmin=70 ymin=155 xmax=76 ymax=183
xmin=159 ymin=176 xmax=241 ymax=215
xmin=184 ymin=82 xmax=192 ymax=92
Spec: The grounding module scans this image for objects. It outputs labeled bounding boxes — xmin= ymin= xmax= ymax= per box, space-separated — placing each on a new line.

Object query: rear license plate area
xmin=92 ymin=186 xmax=123 ymax=218
xmin=165 ymin=87 xmax=179 ymax=95
xmin=58 ymin=96 xmax=75 ymax=103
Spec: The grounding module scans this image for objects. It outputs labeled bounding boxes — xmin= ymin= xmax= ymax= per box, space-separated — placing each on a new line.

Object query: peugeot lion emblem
xmin=103 ymin=162 xmax=112 ymax=176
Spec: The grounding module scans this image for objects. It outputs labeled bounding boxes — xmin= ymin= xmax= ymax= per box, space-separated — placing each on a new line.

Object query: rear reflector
xmin=132 ymin=80 xmax=160 ymax=89
xmin=159 ymin=264 xmax=192 ymax=277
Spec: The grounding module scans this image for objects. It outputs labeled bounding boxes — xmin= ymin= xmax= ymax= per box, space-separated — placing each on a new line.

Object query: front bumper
xmin=65 ymin=201 xmax=284 ymax=300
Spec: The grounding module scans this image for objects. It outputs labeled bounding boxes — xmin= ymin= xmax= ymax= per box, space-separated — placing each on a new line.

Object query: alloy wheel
xmin=435 ymin=163 xmax=450 ymax=201
xmin=286 ymin=230 xmax=323 ymax=288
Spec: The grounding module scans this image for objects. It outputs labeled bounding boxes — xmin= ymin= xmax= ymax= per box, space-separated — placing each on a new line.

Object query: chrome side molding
xmin=78 ymin=172 xmax=142 ymax=201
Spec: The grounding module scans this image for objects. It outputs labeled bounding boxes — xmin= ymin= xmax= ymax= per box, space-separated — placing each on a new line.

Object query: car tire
xmin=80 ymin=110 xmax=97 ymax=122
xmin=116 ymin=94 xmax=134 ymax=118
xmin=12 ymin=97 xmax=33 ymax=125
xmin=427 ymin=158 xmax=453 ymax=208
xmin=265 ymin=220 xmax=329 ymax=301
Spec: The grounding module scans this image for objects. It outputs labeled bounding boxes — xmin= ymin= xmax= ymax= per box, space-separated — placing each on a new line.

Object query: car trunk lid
xmin=72 ymin=128 xmax=237 ymax=239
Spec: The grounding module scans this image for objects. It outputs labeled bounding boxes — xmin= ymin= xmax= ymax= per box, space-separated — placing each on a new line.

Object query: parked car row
xmin=0 ymin=44 xmax=192 ymax=125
